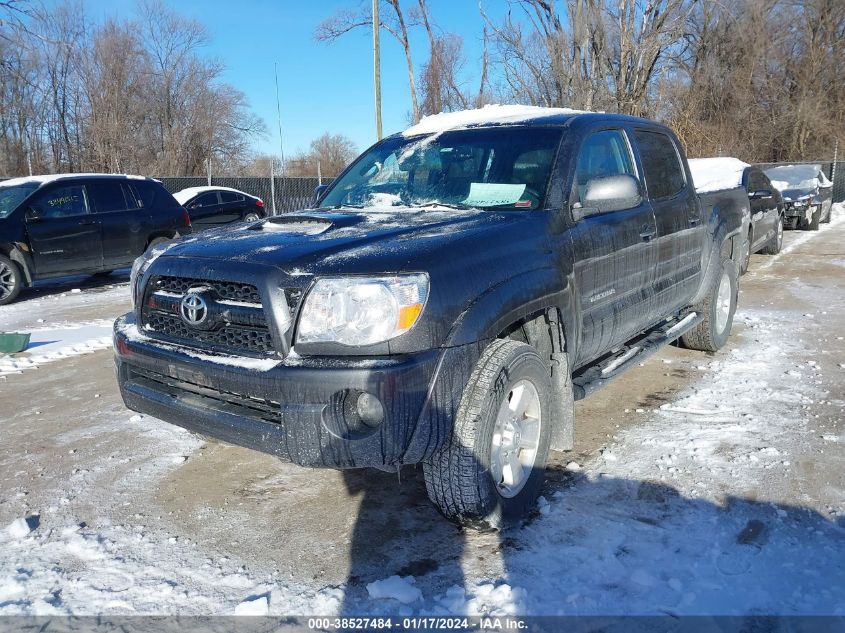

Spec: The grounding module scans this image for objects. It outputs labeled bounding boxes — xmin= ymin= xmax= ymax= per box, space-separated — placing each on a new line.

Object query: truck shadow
xmin=339 ymin=461 xmax=845 ymax=615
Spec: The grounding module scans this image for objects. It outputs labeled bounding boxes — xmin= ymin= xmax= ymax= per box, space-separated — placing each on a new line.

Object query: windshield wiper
xmin=410 ymin=201 xmax=475 ymax=210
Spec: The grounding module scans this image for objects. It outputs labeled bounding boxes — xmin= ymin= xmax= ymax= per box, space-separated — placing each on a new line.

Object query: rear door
xmin=569 ymin=128 xmax=659 ymax=366
xmin=632 ymin=128 xmax=701 ymax=316
xmin=25 ymin=183 xmax=103 ymax=276
xmin=186 ymin=191 xmax=222 ymax=226
xmin=218 ymin=191 xmax=247 ymax=222
xmin=89 ymin=179 xmax=143 ymax=268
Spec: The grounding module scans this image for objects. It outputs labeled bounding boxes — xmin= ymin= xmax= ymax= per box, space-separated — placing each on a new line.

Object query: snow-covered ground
xmin=0 ymin=208 xmax=843 ymax=616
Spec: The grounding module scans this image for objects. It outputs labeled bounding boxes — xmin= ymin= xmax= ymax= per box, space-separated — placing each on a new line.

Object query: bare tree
xmin=285 ymin=133 xmax=358 ymax=177
xmin=316 ymin=0 xmax=421 ymax=123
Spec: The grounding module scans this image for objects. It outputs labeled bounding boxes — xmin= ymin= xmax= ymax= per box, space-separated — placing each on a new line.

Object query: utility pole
xmin=372 ymin=0 xmax=383 ymax=141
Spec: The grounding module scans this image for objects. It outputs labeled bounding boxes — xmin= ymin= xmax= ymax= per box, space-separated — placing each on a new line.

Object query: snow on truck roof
xmin=401 ymin=104 xmax=592 ymax=136
xmin=0 ymin=173 xmax=154 ymax=188
xmin=688 ymin=157 xmax=749 ymax=193
xmin=172 ymin=185 xmax=254 ymax=205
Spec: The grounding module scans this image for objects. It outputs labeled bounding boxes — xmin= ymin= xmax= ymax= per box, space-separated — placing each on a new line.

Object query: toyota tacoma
xmin=114 ymin=107 xmax=746 ymax=526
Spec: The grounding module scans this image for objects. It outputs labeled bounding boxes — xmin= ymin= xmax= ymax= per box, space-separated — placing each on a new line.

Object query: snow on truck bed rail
xmin=401 ymin=104 xmax=590 ymax=136
xmin=688 ymin=157 xmax=749 ymax=193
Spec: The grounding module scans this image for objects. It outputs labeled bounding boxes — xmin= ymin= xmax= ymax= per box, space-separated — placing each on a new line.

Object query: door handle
xmin=639 ymin=227 xmax=657 ymax=241
xmin=78 ymin=219 xmax=97 ymax=226
xmin=689 ymin=216 xmax=701 ymax=226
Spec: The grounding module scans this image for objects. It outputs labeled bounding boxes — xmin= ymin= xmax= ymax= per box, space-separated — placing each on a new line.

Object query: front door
xmin=25 ymin=183 xmax=103 ymax=277
xmin=568 ymin=128 xmax=659 ymax=367
xmin=187 ymin=192 xmax=223 ymax=226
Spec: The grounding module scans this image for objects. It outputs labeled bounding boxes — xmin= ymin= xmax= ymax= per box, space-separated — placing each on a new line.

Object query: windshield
xmin=763 ymin=165 xmax=822 ymax=193
xmin=319 ymin=127 xmax=562 ymax=211
xmin=0 ymin=184 xmax=38 ymax=219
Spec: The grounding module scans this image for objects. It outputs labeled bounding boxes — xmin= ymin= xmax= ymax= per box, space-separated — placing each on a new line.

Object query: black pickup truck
xmin=114 ymin=109 xmax=746 ymax=526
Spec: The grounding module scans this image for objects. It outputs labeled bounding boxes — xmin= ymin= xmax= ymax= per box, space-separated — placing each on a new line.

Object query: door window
xmin=633 ymin=130 xmax=686 ymax=200
xmin=32 ymin=185 xmax=89 ymax=218
xmin=90 ymin=181 xmax=128 ymax=213
xmin=574 ymin=130 xmax=636 ymax=204
xmin=220 ymin=191 xmax=243 ymax=203
xmin=128 ymin=181 xmax=159 ymax=209
xmin=192 ymin=192 xmax=219 ymax=207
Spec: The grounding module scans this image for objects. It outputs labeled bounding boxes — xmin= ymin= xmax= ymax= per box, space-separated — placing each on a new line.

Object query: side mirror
xmin=749 ymin=189 xmax=772 ymax=200
xmin=312 ymin=184 xmax=329 ymax=207
xmin=575 ymin=174 xmax=642 ymax=219
xmin=25 ymin=207 xmax=41 ymax=221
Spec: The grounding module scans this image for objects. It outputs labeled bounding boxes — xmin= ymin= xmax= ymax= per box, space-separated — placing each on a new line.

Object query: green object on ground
xmin=0 ymin=332 xmax=31 ymax=354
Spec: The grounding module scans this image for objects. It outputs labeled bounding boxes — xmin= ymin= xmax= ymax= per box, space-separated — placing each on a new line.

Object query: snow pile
xmin=6 ymin=518 xmax=34 ymax=539
xmin=0 ymin=320 xmax=114 ymax=377
xmin=402 ymin=104 xmax=589 ymax=136
xmin=234 ymin=595 xmax=269 ymax=615
xmin=366 ymin=576 xmax=422 ymax=604
xmin=688 ymin=157 xmax=749 ymax=193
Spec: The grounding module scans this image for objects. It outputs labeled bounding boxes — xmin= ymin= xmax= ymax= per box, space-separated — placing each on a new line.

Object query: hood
xmin=157 ymin=207 xmax=524 ymax=273
xmin=780 ymin=187 xmax=816 ymax=202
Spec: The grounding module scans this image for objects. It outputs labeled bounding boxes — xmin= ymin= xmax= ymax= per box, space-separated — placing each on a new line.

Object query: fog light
xmin=356 ymin=392 xmax=384 ymax=428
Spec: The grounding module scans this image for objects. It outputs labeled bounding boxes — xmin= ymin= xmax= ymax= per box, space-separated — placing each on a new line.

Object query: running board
xmin=571 ymin=312 xmax=702 ymax=401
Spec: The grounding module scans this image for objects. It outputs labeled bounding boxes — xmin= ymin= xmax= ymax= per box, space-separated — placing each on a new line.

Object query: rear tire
xmin=0 ymin=255 xmax=22 ymax=306
xmin=740 ymin=228 xmax=752 ymax=275
xmin=243 ymin=212 xmax=261 ymax=223
xmin=680 ymin=256 xmax=738 ymax=352
xmin=760 ymin=215 xmax=784 ymax=255
xmin=423 ymin=339 xmax=552 ymax=529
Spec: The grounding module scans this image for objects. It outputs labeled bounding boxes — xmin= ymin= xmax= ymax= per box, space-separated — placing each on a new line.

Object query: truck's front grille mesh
xmin=155 ymin=276 xmax=262 ymax=304
xmin=141 ymin=276 xmax=276 ymax=357
xmin=145 ymin=312 xmax=276 ymax=354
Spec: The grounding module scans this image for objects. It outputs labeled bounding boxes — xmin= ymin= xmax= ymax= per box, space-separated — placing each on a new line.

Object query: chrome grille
xmin=141 ymin=276 xmax=277 ymax=357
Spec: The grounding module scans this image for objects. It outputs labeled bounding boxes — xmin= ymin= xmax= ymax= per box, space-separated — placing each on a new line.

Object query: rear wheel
xmin=760 ymin=215 xmax=784 ymax=255
xmin=423 ymin=339 xmax=552 ymax=528
xmin=243 ymin=212 xmax=261 ymax=223
xmin=740 ymin=228 xmax=752 ymax=275
xmin=0 ymin=255 xmax=22 ymax=306
xmin=680 ymin=256 xmax=738 ymax=352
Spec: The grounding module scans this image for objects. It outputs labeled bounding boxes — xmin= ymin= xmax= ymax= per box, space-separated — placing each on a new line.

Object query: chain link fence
xmin=157 ymin=176 xmax=333 ymax=214
xmin=755 ymin=160 xmax=844 ymax=203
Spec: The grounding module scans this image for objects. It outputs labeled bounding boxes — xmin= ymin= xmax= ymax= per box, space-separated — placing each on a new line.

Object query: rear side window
xmin=574 ymin=129 xmax=635 ymax=203
xmin=220 ymin=191 xmax=243 ymax=203
xmin=128 ymin=181 xmax=163 ymax=209
xmin=89 ymin=181 xmax=128 ymax=213
xmin=634 ymin=130 xmax=686 ymax=200
xmin=747 ymin=170 xmax=768 ymax=192
xmin=31 ymin=185 xmax=89 ymax=218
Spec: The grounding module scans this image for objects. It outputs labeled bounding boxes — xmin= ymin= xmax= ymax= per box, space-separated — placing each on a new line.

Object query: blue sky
xmin=76 ymin=0 xmax=509 ymax=157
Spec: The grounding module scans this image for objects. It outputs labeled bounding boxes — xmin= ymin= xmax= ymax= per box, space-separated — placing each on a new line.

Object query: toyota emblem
xmin=180 ymin=292 xmax=208 ymax=326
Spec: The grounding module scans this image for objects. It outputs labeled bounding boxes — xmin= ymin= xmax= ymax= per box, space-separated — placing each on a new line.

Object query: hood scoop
xmin=254 ymin=214 xmax=334 ymax=235
xmin=253 ymin=212 xmax=365 ymax=236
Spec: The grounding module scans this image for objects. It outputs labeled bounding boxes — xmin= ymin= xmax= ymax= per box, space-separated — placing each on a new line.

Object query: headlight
xmin=296 ymin=274 xmax=429 ymax=346
xmin=130 ymin=241 xmax=175 ymax=307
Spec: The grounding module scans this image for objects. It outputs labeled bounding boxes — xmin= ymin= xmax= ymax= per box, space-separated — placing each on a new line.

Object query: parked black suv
xmin=115 ymin=109 xmax=746 ymax=526
xmin=0 ymin=174 xmax=191 ymax=305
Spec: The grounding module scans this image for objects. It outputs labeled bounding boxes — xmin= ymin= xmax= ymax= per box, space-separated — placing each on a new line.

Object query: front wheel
xmin=680 ymin=256 xmax=738 ymax=352
xmin=808 ymin=206 xmax=821 ymax=231
xmin=0 ymin=255 xmax=22 ymax=306
xmin=423 ymin=339 xmax=552 ymax=528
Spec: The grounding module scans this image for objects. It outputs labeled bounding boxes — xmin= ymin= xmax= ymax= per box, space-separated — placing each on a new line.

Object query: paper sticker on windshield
xmin=462 ymin=183 xmax=526 ymax=207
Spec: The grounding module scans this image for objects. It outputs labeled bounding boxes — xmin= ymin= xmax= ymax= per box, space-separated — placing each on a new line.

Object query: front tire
xmin=680 ymin=256 xmax=738 ymax=352
xmin=0 ymin=255 xmax=22 ymax=306
xmin=423 ymin=339 xmax=552 ymax=528
xmin=809 ymin=206 xmax=821 ymax=231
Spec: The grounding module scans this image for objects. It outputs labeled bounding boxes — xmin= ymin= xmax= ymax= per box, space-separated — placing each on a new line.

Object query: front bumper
xmin=114 ymin=314 xmax=477 ymax=469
